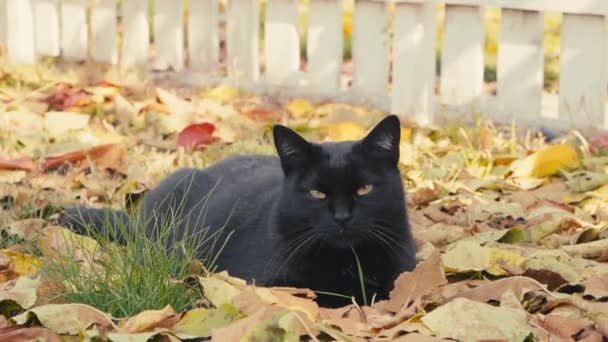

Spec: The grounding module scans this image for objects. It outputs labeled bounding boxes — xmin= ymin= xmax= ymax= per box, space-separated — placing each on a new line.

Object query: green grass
xmin=43 ymin=187 xmax=225 ymax=318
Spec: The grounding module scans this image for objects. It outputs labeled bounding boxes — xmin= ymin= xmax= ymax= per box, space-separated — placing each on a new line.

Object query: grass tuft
xmin=43 ymin=194 xmax=218 ymax=318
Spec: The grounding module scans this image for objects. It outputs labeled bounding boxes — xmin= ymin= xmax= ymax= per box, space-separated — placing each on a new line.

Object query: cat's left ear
xmin=361 ymin=115 xmax=401 ymax=165
xmin=273 ymin=124 xmax=313 ymax=172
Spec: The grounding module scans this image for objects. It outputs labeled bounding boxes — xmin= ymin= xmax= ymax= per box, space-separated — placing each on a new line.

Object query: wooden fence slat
xmin=91 ymin=0 xmax=117 ymax=64
xmin=0 ymin=0 xmax=6 ymax=48
xmin=307 ymin=0 xmax=343 ymax=91
xmin=61 ymin=0 xmax=87 ymax=61
xmin=154 ymin=0 xmax=184 ymax=71
xmin=559 ymin=13 xmax=607 ymax=130
xmin=440 ymin=4 xmax=484 ymax=107
xmin=391 ymin=1 xmax=437 ymax=125
xmin=352 ymin=0 xmax=390 ymax=96
xmin=6 ymin=0 xmax=36 ymax=64
xmin=497 ymin=9 xmax=543 ymax=124
xmin=265 ymin=0 xmax=300 ymax=84
xmin=32 ymin=0 xmax=60 ymax=57
xmin=188 ymin=0 xmax=219 ymax=71
xmin=226 ymin=0 xmax=260 ymax=81
xmin=121 ymin=0 xmax=149 ymax=66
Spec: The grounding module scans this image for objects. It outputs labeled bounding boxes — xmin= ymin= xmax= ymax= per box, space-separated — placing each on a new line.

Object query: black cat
xmin=60 ymin=115 xmax=417 ymax=307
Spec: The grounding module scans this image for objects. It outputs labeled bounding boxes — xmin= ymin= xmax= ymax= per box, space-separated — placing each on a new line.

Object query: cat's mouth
xmin=325 ymin=229 xmax=366 ymax=249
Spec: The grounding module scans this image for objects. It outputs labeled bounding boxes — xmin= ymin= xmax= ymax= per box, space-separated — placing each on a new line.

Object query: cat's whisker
xmin=370 ymin=228 xmax=403 ymax=259
xmin=278 ymin=232 xmax=321 ymax=282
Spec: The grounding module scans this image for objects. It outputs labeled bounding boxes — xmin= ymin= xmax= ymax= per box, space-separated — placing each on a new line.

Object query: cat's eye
xmin=309 ymin=190 xmax=327 ymax=200
xmin=356 ymin=184 xmax=373 ymax=196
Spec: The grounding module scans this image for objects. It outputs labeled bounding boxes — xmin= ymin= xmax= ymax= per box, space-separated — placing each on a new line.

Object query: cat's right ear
xmin=273 ymin=125 xmax=313 ymax=172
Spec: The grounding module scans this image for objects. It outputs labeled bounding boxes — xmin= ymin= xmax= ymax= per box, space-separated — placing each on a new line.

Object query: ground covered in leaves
xmin=1 ymin=66 xmax=608 ymax=341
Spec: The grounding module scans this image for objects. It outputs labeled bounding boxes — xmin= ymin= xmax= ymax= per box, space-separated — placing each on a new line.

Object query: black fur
xmin=60 ymin=115 xmax=417 ymax=307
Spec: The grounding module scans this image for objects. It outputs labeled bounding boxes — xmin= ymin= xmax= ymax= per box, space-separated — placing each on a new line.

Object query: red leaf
xmin=0 ymin=157 xmax=35 ymax=171
xmin=41 ymin=144 xmax=122 ymax=172
xmin=96 ymin=80 xmax=121 ymax=89
xmin=244 ymin=108 xmax=278 ymax=121
xmin=44 ymin=82 xmax=91 ymax=111
xmin=177 ymin=123 xmax=219 ymax=148
xmin=589 ymin=134 xmax=608 ymax=153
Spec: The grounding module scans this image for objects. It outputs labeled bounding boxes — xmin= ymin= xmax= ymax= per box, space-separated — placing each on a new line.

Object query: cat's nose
xmin=333 ymin=211 xmax=352 ymax=226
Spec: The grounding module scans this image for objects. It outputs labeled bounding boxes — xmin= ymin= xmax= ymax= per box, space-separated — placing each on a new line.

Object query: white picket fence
xmin=1 ymin=0 xmax=608 ymax=132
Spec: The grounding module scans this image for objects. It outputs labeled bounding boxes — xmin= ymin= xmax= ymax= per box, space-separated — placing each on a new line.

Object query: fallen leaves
xmin=176 ymin=123 xmax=218 ymax=149
xmin=386 ymin=251 xmax=447 ymax=312
xmin=421 ymin=297 xmax=534 ymax=341
xmin=510 ymin=143 xmax=579 ymax=178
xmin=2 ymin=73 xmax=608 ymax=341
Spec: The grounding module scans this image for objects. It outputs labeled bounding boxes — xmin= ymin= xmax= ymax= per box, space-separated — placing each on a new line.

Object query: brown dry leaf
xmin=391 ymin=333 xmax=447 ymax=342
xmin=421 ymin=297 xmax=534 ymax=341
xmin=447 ymin=276 xmax=549 ymax=304
xmin=386 ymin=250 xmax=447 ymax=312
xmin=38 ymin=226 xmax=104 ymax=267
xmin=540 ymin=314 xmax=598 ymax=340
xmin=5 ymin=219 xmax=46 ymax=241
xmin=408 ymin=187 xmax=439 ymax=207
xmin=11 ymin=303 xmax=115 ymax=335
xmin=265 ymin=287 xmax=319 ymax=321
xmin=0 ymin=326 xmax=61 ymax=342
xmin=0 ymin=276 xmax=41 ymax=311
xmin=562 ymin=238 xmax=608 ymax=260
xmin=583 ymin=276 xmax=608 ymax=300
xmin=118 ymin=305 xmax=177 ymax=333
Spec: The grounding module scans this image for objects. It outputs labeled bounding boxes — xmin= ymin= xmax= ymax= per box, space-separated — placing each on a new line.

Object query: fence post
xmin=226 ymin=0 xmax=260 ymax=82
xmin=391 ymin=1 xmax=437 ymax=125
xmin=154 ymin=0 xmax=184 ymax=71
xmin=352 ymin=0 xmax=390 ymax=96
xmin=91 ymin=0 xmax=118 ymax=64
xmin=61 ymin=0 xmax=88 ymax=61
xmin=265 ymin=0 xmax=300 ymax=85
xmin=497 ymin=9 xmax=543 ymax=125
xmin=121 ymin=0 xmax=149 ymax=66
xmin=32 ymin=0 xmax=60 ymax=57
xmin=188 ymin=0 xmax=219 ymax=71
xmin=559 ymin=13 xmax=608 ymax=130
xmin=6 ymin=0 xmax=36 ymax=64
xmin=440 ymin=4 xmax=485 ymax=108
xmin=307 ymin=0 xmax=343 ymax=92
xmin=0 ymin=0 xmax=6 ymax=50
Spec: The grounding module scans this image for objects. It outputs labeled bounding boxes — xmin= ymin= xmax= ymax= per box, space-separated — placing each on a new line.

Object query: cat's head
xmin=272 ymin=115 xmax=407 ymax=249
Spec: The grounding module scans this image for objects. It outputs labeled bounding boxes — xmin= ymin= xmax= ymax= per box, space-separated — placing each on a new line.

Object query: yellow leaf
xmin=286 ymin=98 xmax=315 ymax=119
xmin=1 ymin=250 xmax=42 ymax=277
xmin=326 ymin=121 xmax=365 ymax=141
xmin=510 ymin=144 xmax=579 ymax=178
xmin=171 ymin=305 xmax=240 ymax=338
xmin=441 ymin=240 xmax=490 ymax=272
xmin=486 ymin=248 xmax=527 ymax=276
xmin=400 ymin=127 xmax=412 ymax=143
xmin=197 ymin=275 xmax=242 ymax=307
xmin=206 ymin=85 xmax=240 ymax=103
